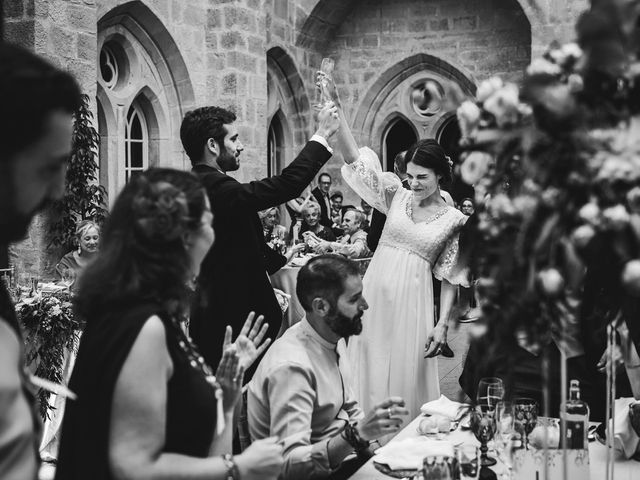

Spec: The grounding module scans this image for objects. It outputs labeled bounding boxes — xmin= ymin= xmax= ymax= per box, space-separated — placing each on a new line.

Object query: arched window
xmin=267 ymin=115 xmax=284 ymax=177
xmin=124 ymin=104 xmax=148 ymax=182
xmin=383 ymin=117 xmax=417 ymax=172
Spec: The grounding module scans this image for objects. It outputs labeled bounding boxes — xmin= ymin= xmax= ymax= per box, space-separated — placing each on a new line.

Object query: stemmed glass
xmin=59 ymin=267 xmax=76 ymax=291
xmin=477 ymin=377 xmax=504 ymax=409
xmin=315 ymin=57 xmax=335 ymax=109
xmin=513 ymin=398 xmax=538 ymax=450
xmin=470 ymin=405 xmax=497 ymax=467
xmin=495 ymin=401 xmax=515 ymax=479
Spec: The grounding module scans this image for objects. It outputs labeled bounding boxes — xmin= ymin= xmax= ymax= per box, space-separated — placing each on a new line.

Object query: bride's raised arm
xmin=317 ymin=71 xmax=402 ymax=214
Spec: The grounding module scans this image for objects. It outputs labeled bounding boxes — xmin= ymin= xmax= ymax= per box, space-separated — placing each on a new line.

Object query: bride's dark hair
xmin=406 ymin=138 xmax=452 ymax=184
xmin=75 ymin=169 xmax=208 ymax=321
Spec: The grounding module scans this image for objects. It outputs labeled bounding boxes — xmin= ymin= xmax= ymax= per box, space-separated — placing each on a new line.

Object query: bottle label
xmin=565 ymin=420 xmax=585 ymax=449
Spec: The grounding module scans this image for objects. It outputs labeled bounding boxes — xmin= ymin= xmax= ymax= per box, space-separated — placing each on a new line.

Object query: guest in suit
xmin=316 ymin=209 xmax=371 ymax=259
xmin=359 ymin=199 xmax=373 ymax=232
xmin=311 ymin=173 xmax=333 ymax=228
xmin=181 ymin=103 xmax=340 ymax=375
xmin=329 ymin=192 xmax=345 ymax=238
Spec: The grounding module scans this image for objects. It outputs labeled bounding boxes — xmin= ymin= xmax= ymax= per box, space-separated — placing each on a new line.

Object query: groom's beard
xmin=327 ymin=307 xmax=363 ymax=339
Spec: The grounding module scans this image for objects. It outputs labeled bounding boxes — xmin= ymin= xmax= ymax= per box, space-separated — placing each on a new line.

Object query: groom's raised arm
xmin=214 ymin=103 xmax=340 ymax=212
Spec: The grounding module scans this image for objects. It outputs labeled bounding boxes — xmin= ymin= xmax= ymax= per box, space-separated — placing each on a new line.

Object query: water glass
xmin=513 ymin=398 xmax=538 ymax=449
xmin=456 ymin=445 xmax=480 ymax=480
xmin=495 ymin=401 xmax=515 ymax=474
xmin=422 ymin=455 xmax=454 ymax=480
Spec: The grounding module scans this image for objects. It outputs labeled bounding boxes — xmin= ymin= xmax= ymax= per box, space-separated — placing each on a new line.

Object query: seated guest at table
xmin=317 ymin=209 xmax=371 ymax=259
xmin=301 ymin=202 xmax=337 ymax=242
xmin=55 ymin=169 xmax=283 ymax=480
xmin=259 ymin=207 xmax=288 ymax=244
xmin=248 ymin=255 xmax=408 ymax=480
xmin=55 ymin=219 xmax=100 ymax=290
xmin=285 ymin=187 xmax=314 ymax=239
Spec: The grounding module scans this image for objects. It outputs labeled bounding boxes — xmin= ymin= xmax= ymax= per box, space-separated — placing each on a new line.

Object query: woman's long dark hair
xmin=75 ymin=169 xmax=207 ymax=321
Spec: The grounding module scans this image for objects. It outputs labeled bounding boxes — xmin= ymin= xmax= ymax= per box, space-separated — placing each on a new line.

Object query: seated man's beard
xmin=326 ymin=305 xmax=363 ymax=338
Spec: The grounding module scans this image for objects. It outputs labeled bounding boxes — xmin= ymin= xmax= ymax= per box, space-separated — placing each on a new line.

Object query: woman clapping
xmin=55 ymin=169 xmax=283 ymax=480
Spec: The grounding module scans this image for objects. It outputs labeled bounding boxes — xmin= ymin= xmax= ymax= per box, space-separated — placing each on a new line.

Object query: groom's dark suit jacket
xmin=190 ymin=141 xmax=332 ymax=374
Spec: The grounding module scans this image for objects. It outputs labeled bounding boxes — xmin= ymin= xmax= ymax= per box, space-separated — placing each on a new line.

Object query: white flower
xmin=460 ymin=151 xmax=493 ymax=185
xmin=483 ymin=83 xmax=521 ymax=128
xmin=487 ymin=193 xmax=516 ymax=218
xmin=578 ymin=203 xmax=601 ymax=225
xmin=627 ymin=186 xmax=640 ymax=213
xmin=457 ymin=101 xmax=481 ymax=139
xmin=50 ymin=305 xmax=63 ymax=317
xmin=567 ymin=74 xmax=584 ymax=93
xmin=527 ymin=58 xmax=562 ymax=76
xmin=598 ymin=155 xmax=635 ymax=182
xmin=602 ymin=204 xmax=630 ymax=231
xmin=476 ymin=77 xmax=504 ymax=103
xmin=572 ymin=224 xmax=596 ymax=249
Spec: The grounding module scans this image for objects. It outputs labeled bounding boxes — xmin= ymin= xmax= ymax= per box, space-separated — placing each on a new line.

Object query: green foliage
xmin=49 ymin=94 xmax=108 ymax=252
xmin=17 ymin=292 xmax=82 ymax=420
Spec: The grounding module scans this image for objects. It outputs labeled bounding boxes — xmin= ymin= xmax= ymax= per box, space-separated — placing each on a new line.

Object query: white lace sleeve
xmin=433 ymin=215 xmax=470 ymax=287
xmin=340 ymin=147 xmax=402 ymax=214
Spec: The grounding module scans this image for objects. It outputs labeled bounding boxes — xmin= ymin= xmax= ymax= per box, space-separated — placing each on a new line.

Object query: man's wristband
xmin=341 ymin=422 xmax=370 ymax=456
xmin=221 ymin=453 xmax=241 ymax=480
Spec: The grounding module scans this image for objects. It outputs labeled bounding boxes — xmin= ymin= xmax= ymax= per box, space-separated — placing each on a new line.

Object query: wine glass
xmin=470 ymin=405 xmax=497 ymax=467
xmin=60 ymin=267 xmax=76 ymax=291
xmin=476 ymin=377 xmax=504 ymax=409
xmin=315 ymin=57 xmax=335 ymax=109
xmin=456 ymin=445 xmax=480 ymax=480
xmin=513 ymin=398 xmax=538 ymax=449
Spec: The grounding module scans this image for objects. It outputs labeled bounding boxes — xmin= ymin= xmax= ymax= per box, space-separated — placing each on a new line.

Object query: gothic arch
xmin=267 ymin=46 xmax=310 ymax=153
xmin=296 ymin=0 xmax=545 ymax=47
xmin=353 ymin=53 xmax=476 ymax=143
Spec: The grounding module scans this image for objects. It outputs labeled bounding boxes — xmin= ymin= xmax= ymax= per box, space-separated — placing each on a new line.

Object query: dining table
xmin=349 ymin=413 xmax=639 ymax=479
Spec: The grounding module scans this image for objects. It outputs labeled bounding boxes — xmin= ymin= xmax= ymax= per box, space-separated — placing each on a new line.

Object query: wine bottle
xmin=561 ymin=379 xmax=590 ymax=449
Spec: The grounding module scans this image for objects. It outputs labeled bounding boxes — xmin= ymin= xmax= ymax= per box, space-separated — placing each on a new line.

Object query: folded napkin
xmin=374 ymin=437 xmax=454 ymax=470
xmin=612 ymin=397 xmax=640 ymax=459
xmin=421 ymin=395 xmax=468 ymax=421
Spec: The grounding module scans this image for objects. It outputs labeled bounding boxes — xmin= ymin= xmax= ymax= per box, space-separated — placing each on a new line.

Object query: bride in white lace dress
xmin=320 ymin=81 xmax=468 ymax=417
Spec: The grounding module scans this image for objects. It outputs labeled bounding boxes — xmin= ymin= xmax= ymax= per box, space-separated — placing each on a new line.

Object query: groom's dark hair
xmin=180 ymin=106 xmax=236 ymax=165
xmin=297 ymin=255 xmax=359 ymax=311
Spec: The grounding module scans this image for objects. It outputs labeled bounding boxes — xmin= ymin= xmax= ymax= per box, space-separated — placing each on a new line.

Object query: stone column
xmin=206 ymin=0 xmax=268 ymax=182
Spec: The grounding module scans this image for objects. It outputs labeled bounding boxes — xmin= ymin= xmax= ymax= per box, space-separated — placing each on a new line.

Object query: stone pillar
xmin=3 ymin=0 xmax=98 ymax=283
xmin=206 ymin=0 xmax=268 ymax=182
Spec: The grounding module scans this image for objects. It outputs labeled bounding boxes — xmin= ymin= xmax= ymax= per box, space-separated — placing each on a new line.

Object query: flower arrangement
xmin=17 ymin=292 xmax=82 ymax=419
xmin=454 ymin=0 xmax=640 ymax=355
xmin=267 ymin=235 xmax=287 ymax=255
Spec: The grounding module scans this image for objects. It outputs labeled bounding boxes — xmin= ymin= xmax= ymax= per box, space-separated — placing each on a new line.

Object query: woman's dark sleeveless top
xmin=55 ymin=301 xmax=217 ymax=480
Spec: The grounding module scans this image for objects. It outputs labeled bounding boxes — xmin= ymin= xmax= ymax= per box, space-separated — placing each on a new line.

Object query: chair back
xmin=237 ymin=387 xmax=252 ymax=451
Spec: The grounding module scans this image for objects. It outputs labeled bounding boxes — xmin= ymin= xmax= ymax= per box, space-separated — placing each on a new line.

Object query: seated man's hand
xmin=356 ymin=397 xmax=408 ymax=441
xmin=314 ymin=241 xmax=331 ymax=254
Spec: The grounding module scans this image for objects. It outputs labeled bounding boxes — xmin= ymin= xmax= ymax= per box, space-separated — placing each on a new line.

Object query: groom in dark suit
xmin=181 ymin=104 xmax=340 ymax=374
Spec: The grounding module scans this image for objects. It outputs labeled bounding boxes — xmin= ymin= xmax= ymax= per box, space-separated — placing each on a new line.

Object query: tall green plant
xmin=49 ymin=94 xmax=108 ymax=252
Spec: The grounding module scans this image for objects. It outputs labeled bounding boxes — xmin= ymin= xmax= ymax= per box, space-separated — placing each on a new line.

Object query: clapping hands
xmin=222 ymin=312 xmax=271 ymax=372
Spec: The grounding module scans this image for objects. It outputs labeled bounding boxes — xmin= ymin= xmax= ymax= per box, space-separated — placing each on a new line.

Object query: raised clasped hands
xmin=222 ymin=312 xmax=271 ymax=372
xmin=316 ymin=70 xmax=342 ymax=108
xmin=316 ymin=101 xmax=340 ymax=139
xmin=424 ymin=322 xmax=448 ymax=358
xmin=357 ymin=397 xmax=409 ymax=441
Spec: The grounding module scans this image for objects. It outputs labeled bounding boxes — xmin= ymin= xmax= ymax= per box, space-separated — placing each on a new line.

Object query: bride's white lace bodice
xmin=341 ymin=147 xmax=468 ymax=286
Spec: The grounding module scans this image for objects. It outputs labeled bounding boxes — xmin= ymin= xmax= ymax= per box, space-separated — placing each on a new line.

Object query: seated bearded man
xmin=247 ymin=255 xmax=407 ymax=480
xmin=316 ymin=209 xmax=371 ymax=259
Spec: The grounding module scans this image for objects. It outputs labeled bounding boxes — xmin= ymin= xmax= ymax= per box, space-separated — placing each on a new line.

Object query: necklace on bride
xmin=405 ymin=194 xmax=449 ymax=223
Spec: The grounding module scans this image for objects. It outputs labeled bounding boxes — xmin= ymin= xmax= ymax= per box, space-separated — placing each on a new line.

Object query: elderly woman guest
xmin=55 ymin=219 xmax=100 ymax=288
xmin=260 ymin=207 xmax=288 ymax=244
xmin=55 ymin=169 xmax=283 ymax=480
xmin=40 ymin=220 xmax=100 ymax=463
xmin=300 ymin=202 xmax=336 ymax=242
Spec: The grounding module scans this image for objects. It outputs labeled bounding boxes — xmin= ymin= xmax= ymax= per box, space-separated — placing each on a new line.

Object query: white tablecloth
xmin=349 ymin=414 xmax=639 ymax=479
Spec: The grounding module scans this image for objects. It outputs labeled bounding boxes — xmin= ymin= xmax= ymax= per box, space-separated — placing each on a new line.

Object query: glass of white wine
xmin=60 ymin=267 xmax=76 ymax=291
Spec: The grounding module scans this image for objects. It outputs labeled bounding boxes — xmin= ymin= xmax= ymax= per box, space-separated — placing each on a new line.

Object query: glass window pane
xmin=130 ymin=142 xmax=143 ymax=168
xmin=130 ymin=113 xmax=142 ymax=139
